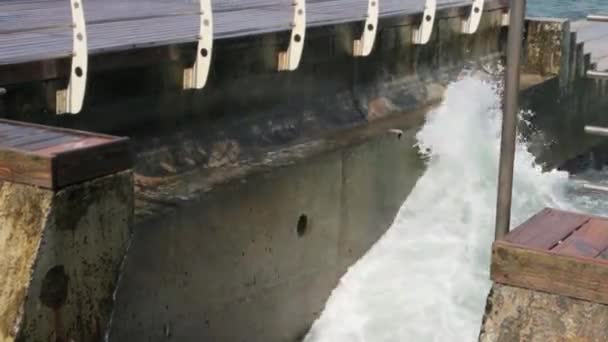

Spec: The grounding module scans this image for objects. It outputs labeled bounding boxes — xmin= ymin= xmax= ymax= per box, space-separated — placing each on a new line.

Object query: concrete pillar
xmin=0 ymin=171 xmax=133 ymax=342
xmin=523 ymin=18 xmax=573 ymax=92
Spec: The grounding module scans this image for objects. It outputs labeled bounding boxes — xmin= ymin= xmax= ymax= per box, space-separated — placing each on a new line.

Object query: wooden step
xmin=0 ymin=119 xmax=131 ymax=190
xmin=492 ymin=208 xmax=608 ymax=305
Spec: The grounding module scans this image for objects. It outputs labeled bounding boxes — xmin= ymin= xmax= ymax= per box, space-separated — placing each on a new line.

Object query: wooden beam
xmin=492 ymin=240 xmax=608 ymax=305
xmin=0 ymin=119 xmax=131 ymax=189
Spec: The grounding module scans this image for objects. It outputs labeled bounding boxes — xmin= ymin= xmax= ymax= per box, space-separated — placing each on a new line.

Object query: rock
xmin=479 ymin=284 xmax=608 ymax=342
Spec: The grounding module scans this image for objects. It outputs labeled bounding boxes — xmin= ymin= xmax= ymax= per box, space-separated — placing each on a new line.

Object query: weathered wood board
xmin=0 ymin=0 xmax=510 ymax=66
xmin=492 ymin=208 xmax=608 ymax=305
xmin=0 ymin=119 xmax=131 ymax=189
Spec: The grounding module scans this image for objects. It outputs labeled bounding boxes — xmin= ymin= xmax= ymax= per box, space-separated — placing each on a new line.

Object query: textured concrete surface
xmin=110 ymin=124 xmax=425 ymax=342
xmin=0 ymin=183 xmax=53 ymax=342
xmin=479 ymin=284 xmax=608 ymax=342
xmin=0 ymin=172 xmax=133 ymax=342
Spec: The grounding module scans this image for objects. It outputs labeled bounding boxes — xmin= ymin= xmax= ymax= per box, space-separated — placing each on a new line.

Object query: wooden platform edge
xmin=0 ymin=148 xmax=53 ymax=188
xmin=52 ymin=137 xmax=132 ymax=190
xmin=491 ymin=240 xmax=608 ymax=305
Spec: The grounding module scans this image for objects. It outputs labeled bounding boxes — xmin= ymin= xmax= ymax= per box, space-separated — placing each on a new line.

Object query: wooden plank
xmin=492 ymin=240 xmax=608 ymax=305
xmin=4 ymin=130 xmax=64 ymax=147
xmin=504 ymin=208 xmax=589 ymax=249
xmin=0 ymin=149 xmax=53 ymax=188
xmin=0 ymin=119 xmax=131 ymax=189
xmin=552 ymin=219 xmax=608 ymax=257
xmin=0 ymin=0 xmax=509 ymax=69
xmin=20 ymin=135 xmax=82 ymax=151
xmin=35 ymin=137 xmax=109 ymax=156
xmin=52 ymin=138 xmax=132 ymax=189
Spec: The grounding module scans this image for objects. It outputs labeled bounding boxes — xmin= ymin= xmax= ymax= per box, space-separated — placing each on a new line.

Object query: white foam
xmin=304 ymin=78 xmax=575 ymax=342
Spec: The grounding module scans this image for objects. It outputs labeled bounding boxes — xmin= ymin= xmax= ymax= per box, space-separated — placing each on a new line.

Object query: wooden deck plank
xmin=504 ymin=208 xmax=589 ymax=249
xmin=552 ymin=219 xmax=608 ymax=257
xmin=0 ymin=119 xmax=131 ymax=189
xmin=0 ymin=0 xmax=507 ymax=66
xmin=493 ymin=208 xmax=608 ymax=306
xmin=3 ymin=131 xmax=65 ymax=148
xmin=21 ymin=135 xmax=83 ymax=151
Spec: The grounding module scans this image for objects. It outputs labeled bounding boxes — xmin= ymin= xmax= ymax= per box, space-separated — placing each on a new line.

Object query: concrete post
xmin=0 ymin=171 xmax=133 ymax=342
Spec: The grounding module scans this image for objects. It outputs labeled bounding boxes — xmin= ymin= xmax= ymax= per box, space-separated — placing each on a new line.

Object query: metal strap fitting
xmin=353 ymin=0 xmax=379 ymax=56
xmin=57 ymin=0 xmax=88 ymax=114
xmin=184 ymin=0 xmax=213 ymax=89
xmin=461 ymin=0 xmax=484 ymax=34
xmin=278 ymin=0 xmax=306 ymax=71
xmin=412 ymin=0 xmax=436 ymax=45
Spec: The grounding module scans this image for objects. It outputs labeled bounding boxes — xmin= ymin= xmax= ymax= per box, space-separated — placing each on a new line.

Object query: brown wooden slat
xmin=21 ymin=135 xmax=83 ymax=151
xmin=36 ymin=137 xmax=110 ymax=156
xmin=4 ymin=131 xmax=64 ymax=147
xmin=492 ymin=240 xmax=608 ymax=305
xmin=552 ymin=219 xmax=608 ymax=257
xmin=0 ymin=128 xmax=38 ymax=142
xmin=52 ymin=138 xmax=132 ymax=189
xmin=0 ymin=119 xmax=131 ymax=189
xmin=0 ymin=123 xmax=20 ymax=133
xmin=504 ymin=208 xmax=589 ymax=249
xmin=0 ymin=149 xmax=53 ymax=188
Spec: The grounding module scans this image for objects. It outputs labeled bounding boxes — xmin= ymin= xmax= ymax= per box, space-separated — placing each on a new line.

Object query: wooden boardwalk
xmin=0 ymin=0 xmax=501 ymax=66
xmin=492 ymin=208 xmax=608 ymax=305
xmin=0 ymin=119 xmax=131 ymax=189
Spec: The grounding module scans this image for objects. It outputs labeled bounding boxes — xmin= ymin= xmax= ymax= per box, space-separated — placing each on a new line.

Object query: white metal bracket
xmin=353 ymin=0 xmax=379 ymax=56
xmin=57 ymin=0 xmax=88 ymax=114
xmin=184 ymin=0 xmax=213 ymax=89
xmin=278 ymin=0 xmax=306 ymax=71
xmin=461 ymin=0 xmax=484 ymax=34
xmin=587 ymin=70 xmax=608 ymax=80
xmin=587 ymin=14 xmax=608 ymax=23
xmin=412 ymin=0 xmax=436 ymax=45
xmin=501 ymin=10 xmax=510 ymax=27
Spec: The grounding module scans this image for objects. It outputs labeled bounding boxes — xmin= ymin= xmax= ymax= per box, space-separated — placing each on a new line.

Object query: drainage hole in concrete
xmin=297 ymin=214 xmax=308 ymax=237
xmin=40 ymin=265 xmax=69 ymax=309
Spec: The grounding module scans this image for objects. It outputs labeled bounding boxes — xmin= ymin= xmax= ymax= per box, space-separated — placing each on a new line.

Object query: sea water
xmin=528 ymin=0 xmax=608 ymax=18
xmin=303 ymin=77 xmax=608 ymax=342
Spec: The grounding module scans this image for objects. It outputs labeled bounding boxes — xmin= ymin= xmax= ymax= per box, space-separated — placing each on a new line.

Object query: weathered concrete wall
xmin=522 ymin=75 xmax=608 ymax=171
xmin=479 ymin=284 xmax=608 ymax=342
xmin=0 ymin=172 xmax=133 ymax=342
xmin=521 ymin=18 xmax=608 ymax=170
xmin=110 ymin=121 xmax=425 ymax=341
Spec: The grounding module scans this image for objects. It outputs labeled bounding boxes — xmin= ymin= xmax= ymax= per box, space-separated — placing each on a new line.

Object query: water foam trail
xmin=304 ymin=77 xmax=572 ymax=342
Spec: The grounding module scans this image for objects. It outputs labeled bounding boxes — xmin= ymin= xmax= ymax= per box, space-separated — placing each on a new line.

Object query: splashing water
xmin=304 ymin=78 xmax=581 ymax=342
